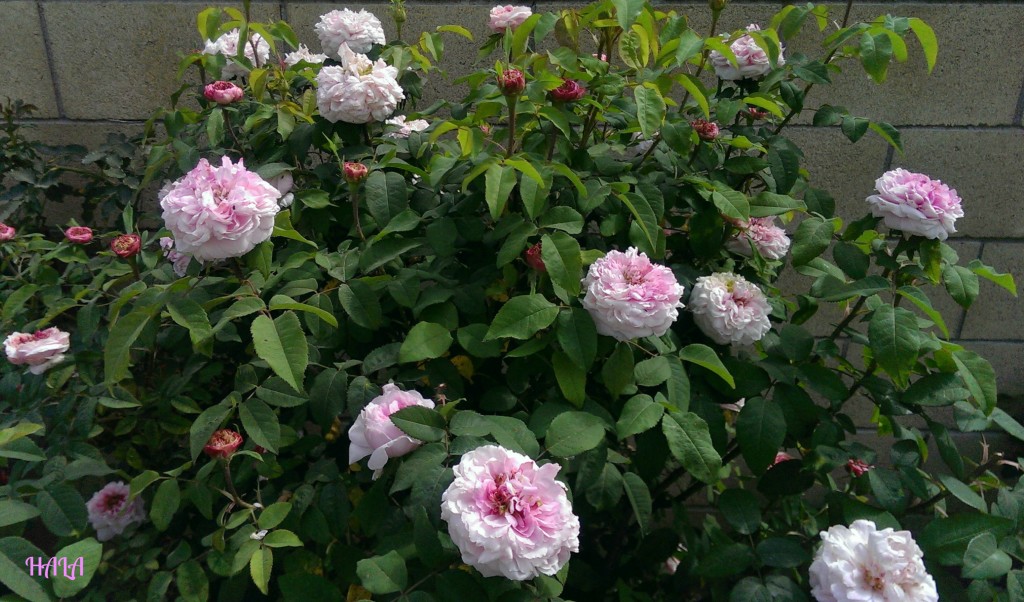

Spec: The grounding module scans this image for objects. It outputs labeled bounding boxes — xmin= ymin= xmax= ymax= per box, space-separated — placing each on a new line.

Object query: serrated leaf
xmin=736 ymin=398 xmax=787 ymax=474
xmin=483 ymin=295 xmax=559 ymax=341
xmin=791 ymin=217 xmax=833 ymax=266
xmin=541 ymin=232 xmax=582 ymax=297
xmin=622 ymin=472 xmax=652 ymax=534
xmin=546 ymin=411 xmax=606 ymax=457
xmin=104 ymin=310 xmax=154 ymax=384
xmin=399 ymin=322 xmax=453 ymax=363
xmin=251 ymin=312 xmax=307 ymax=394
xmin=390 ymin=405 xmax=446 ymax=442
xmin=963 ymin=532 xmax=1012 ymax=580
xmin=616 ymin=394 xmax=664 ymax=439
xmin=679 ymin=344 xmax=734 ymax=388
xmin=634 ymin=84 xmax=666 ymax=140
xmin=338 ymin=280 xmax=383 ymax=330
xmin=250 ymin=547 xmax=273 ymax=595
xmin=189 ymin=402 xmax=232 ymax=461
xmin=239 ymin=399 xmax=280 ymax=453
xmin=364 ymin=170 xmax=409 ymax=229
xmin=556 ymin=308 xmax=597 ymax=370
xmin=868 ymin=305 xmax=919 ymax=389
xmin=357 ymin=550 xmax=407 ymax=594
xmin=150 ymin=479 xmax=180 ymax=532
xmin=662 ymin=411 xmax=721 ymax=484
xmin=52 ymin=537 xmax=101 ymax=597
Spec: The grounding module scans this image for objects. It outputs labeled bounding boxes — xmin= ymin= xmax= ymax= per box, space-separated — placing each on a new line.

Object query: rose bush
xmin=0 ymin=1 xmax=1022 ymax=601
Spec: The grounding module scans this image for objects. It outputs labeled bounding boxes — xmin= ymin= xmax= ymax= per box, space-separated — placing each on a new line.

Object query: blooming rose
xmin=203 ymin=29 xmax=270 ymax=79
xmin=160 ymin=157 xmax=280 ymax=262
xmin=550 ymin=79 xmax=586 ymax=102
xmin=691 ymin=118 xmax=720 ymax=141
xmin=489 ymin=5 xmax=532 ymax=32
xmin=0 ymin=223 xmax=14 ymax=240
xmin=727 ymin=217 xmax=791 ymax=260
xmin=86 ymin=481 xmax=146 ymax=542
xmin=343 ymin=162 xmax=369 ymax=184
xmin=284 ymin=44 xmax=328 ymax=67
xmin=159 ymin=236 xmax=192 ymax=277
xmin=440 ymin=445 xmax=580 ymax=581
xmin=499 ymin=68 xmax=526 ymax=96
xmin=865 ymin=168 xmax=963 ymax=241
xmin=524 ymin=242 xmax=546 ymax=272
xmin=689 ymin=272 xmax=771 ymax=346
xmin=348 ymin=383 xmax=435 ymax=477
xmin=810 ymin=520 xmax=938 ymax=602
xmin=581 ymin=247 xmax=686 ymax=341
xmin=65 ymin=226 xmax=93 ymax=244
xmin=846 ymin=458 xmax=873 ymax=477
xmin=110 ymin=233 xmax=141 ymax=258
xmin=4 ymin=327 xmax=71 ymax=375
xmin=385 ymin=115 xmax=430 ymax=139
xmin=204 ymin=81 xmax=244 ymax=105
xmin=315 ymin=8 xmax=386 ymax=58
xmin=710 ymin=24 xmax=785 ymax=81
xmin=316 ymin=46 xmax=404 ymax=124
xmin=204 ymin=429 xmax=243 ymax=459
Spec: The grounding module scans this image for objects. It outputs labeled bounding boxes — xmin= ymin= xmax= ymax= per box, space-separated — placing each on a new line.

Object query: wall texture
xmin=3 ymin=1 xmax=1022 ymax=433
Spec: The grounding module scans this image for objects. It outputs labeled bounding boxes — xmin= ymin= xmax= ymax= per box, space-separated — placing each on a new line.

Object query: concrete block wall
xmin=4 ymin=1 xmax=1022 ymax=427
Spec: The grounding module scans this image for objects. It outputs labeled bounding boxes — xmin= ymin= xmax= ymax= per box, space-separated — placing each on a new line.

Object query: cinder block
xmin=42 ymin=1 xmax=281 ymax=120
xmin=0 ymin=2 xmax=59 ymax=118
xmin=959 ymin=243 xmax=1024 ymax=341
xmin=23 ymin=121 xmax=143 ymax=150
xmin=960 ymin=341 xmax=1024 ymax=399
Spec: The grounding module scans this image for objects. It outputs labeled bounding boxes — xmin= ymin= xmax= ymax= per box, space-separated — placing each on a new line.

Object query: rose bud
xmin=204 ymin=429 xmax=244 ymax=459
xmin=65 ymin=226 xmax=94 ymax=244
xmin=204 ymin=81 xmax=244 ymax=105
xmin=691 ymin=118 xmax=720 ymax=141
xmin=746 ymin=107 xmax=769 ymax=120
xmin=772 ymin=451 xmax=794 ymax=466
xmin=846 ymin=458 xmax=873 ymax=477
xmin=549 ymin=79 xmax=586 ymax=103
xmin=0 ymin=223 xmax=15 ymax=241
xmin=343 ymin=161 xmax=369 ymax=184
xmin=524 ymin=242 xmax=546 ymax=272
xmin=499 ymin=68 xmax=526 ymax=97
xmin=110 ymin=233 xmax=141 ymax=258
xmin=709 ymin=0 xmax=727 ymax=12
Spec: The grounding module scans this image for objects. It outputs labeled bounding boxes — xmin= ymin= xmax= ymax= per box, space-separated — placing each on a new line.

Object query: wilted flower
xmin=348 ymin=383 xmax=435 ymax=478
xmin=810 ymin=520 xmax=938 ymax=602
xmin=204 ymin=429 xmax=243 ymax=459
xmin=691 ymin=118 xmax=720 ymax=141
xmin=385 ymin=115 xmax=430 ymax=138
xmin=203 ymin=29 xmax=270 ymax=79
xmin=581 ymin=247 xmax=686 ymax=341
xmin=316 ymin=45 xmax=404 ymax=124
xmin=499 ymin=68 xmax=526 ymax=96
xmin=65 ymin=226 xmax=93 ymax=244
xmin=710 ymin=24 xmax=784 ymax=81
xmin=489 ymin=5 xmax=532 ymax=32
xmin=160 ymin=157 xmax=280 ymax=262
xmin=689 ymin=272 xmax=771 ymax=346
xmin=549 ymin=79 xmax=586 ymax=102
xmin=315 ymin=8 xmax=386 ymax=58
xmin=284 ymin=44 xmax=328 ymax=67
xmin=727 ymin=217 xmax=791 ymax=260
xmin=343 ymin=162 xmax=369 ymax=184
xmin=204 ymin=80 xmax=244 ymax=105
xmin=4 ymin=327 xmax=71 ymax=375
xmin=110 ymin=234 xmax=141 ymax=258
xmin=440 ymin=445 xmax=580 ymax=581
xmin=866 ymin=168 xmax=963 ymax=241
xmin=846 ymin=458 xmax=873 ymax=477
xmin=0 ymin=223 xmax=14 ymax=241
xmin=86 ymin=482 xmax=146 ymax=542
xmin=524 ymin=242 xmax=546 ymax=272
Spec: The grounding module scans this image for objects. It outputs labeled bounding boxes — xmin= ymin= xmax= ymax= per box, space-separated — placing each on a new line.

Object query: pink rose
xmin=499 ymin=68 xmax=526 ymax=96
xmin=846 ymin=458 xmax=873 ymax=477
xmin=204 ymin=81 xmax=244 ymax=105
xmin=159 ymin=236 xmax=192 ymax=277
xmin=4 ymin=327 xmax=71 ymax=374
xmin=549 ymin=79 xmax=586 ymax=103
xmin=441 ymin=445 xmax=580 ymax=581
xmin=691 ymin=118 xmax=720 ymax=141
xmin=773 ymin=451 xmax=795 ymax=466
xmin=489 ymin=5 xmax=532 ymax=32
xmin=87 ymin=481 xmax=146 ymax=541
xmin=316 ymin=46 xmax=404 ymax=124
xmin=0 ymin=223 xmax=15 ymax=241
xmin=689 ymin=272 xmax=771 ymax=346
xmin=385 ymin=115 xmax=430 ymax=139
xmin=866 ymin=168 xmax=963 ymax=240
xmin=348 ymin=383 xmax=435 ymax=477
xmin=65 ymin=226 xmax=93 ymax=244
xmin=110 ymin=233 xmax=141 ymax=258
xmin=160 ymin=157 xmax=281 ymax=262
xmin=581 ymin=247 xmax=686 ymax=341
xmin=343 ymin=162 xmax=369 ymax=184
xmin=727 ymin=217 xmax=790 ymax=260
xmin=204 ymin=429 xmax=243 ymax=459
xmin=710 ymin=24 xmax=785 ymax=81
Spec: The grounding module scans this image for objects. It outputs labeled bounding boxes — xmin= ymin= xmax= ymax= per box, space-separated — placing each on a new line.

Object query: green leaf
xmin=617 ymin=192 xmax=659 ymax=254
xmin=896 ymin=286 xmax=949 ymax=338
xmin=622 ymin=472 xmax=652 ymax=535
xmin=963 ymin=533 xmax=1012 ymax=580
xmin=0 ymin=422 xmax=42 ymax=447
xmin=676 ymin=74 xmax=709 ymax=118
xmin=919 ymin=514 xmax=1014 ymax=565
xmin=263 ymin=529 xmax=303 ymax=548
xmin=256 ymin=377 xmax=308 ymax=407
xmin=616 ymin=394 xmax=664 ymax=439
xmin=748 ymin=192 xmax=804 ymax=218
xmin=868 ymin=305 xmax=920 ymax=389
xmin=539 ymin=206 xmax=584 ymax=234
xmin=938 ymin=474 xmax=986 ymax=512
xmin=736 ymin=398 xmax=787 ymax=474
xmin=720 ymin=489 xmax=762 ymax=535
xmin=556 ymin=308 xmax=597 ymax=370
xmin=0 ymin=500 xmax=39 ymax=528
xmin=679 ymin=344 xmax=734 ymax=388
xmin=790 ymin=217 xmax=833 ymax=266
xmin=239 ymin=399 xmax=280 ymax=453
xmin=251 ymin=312 xmax=308 ymax=394
xmin=552 ymin=351 xmax=587 ymax=408
xmin=390 ymin=405 xmax=447 ymax=442
xmin=991 ymin=408 xmax=1024 ymax=443
xmin=338 ymin=280 xmax=384 ymax=330
xmin=546 ymin=411 xmax=606 ymax=457
xmin=364 ymin=170 xmax=409 ymax=228
xmin=357 ymin=550 xmax=408 ymax=594
xmin=634 ymin=356 xmax=670 ymax=387
xmin=712 ymin=190 xmax=750 ymax=222
xmin=166 ymin=297 xmax=213 ymax=355
xmin=665 ymin=357 xmax=691 ymax=412
xmin=0 ymin=536 xmax=51 ymax=602
xmin=130 ymin=470 xmax=161 ymax=499
xmin=245 ymin=240 xmax=273 ymax=280
xmin=541 ymin=232 xmax=583 ymax=297
xmin=943 ymin=264 xmax=980 ymax=308
xmin=602 ymin=342 xmax=635 ymax=398
xmin=903 ymin=373 xmax=969 ymax=407
xmin=485 ymin=163 xmax=518 ymax=220
xmin=730 ymin=578 xmax=771 ymax=602
xmin=767 ymin=144 xmax=800 ymax=194
xmin=268 ymin=295 xmax=339 ymax=328
xmin=249 ymin=547 xmax=273 ymax=595
xmin=634 ymin=84 xmax=666 ymax=141
xmin=150 ymin=479 xmax=180 ymax=532
xmin=104 ymin=310 xmax=153 ymax=384
xmin=51 ymin=537 xmax=102 ymax=597
xmin=483 ymin=295 xmax=559 ymax=341
xmin=36 ymin=484 xmax=87 ymax=537
xmin=968 ymin=259 xmax=1016 ymax=296
xmin=952 ymin=350 xmax=997 ymax=414
xmin=399 ymin=322 xmax=453 ymax=363
xmin=907 ymin=18 xmax=938 ymax=74
xmin=612 ymin=0 xmax=644 ymax=29
xmin=188 ymin=402 xmax=232 ymax=461
xmin=662 ymin=412 xmax=722 ymax=484
xmin=257 ymin=502 xmax=292 ymax=530
xmin=860 ymin=31 xmax=892 ymax=83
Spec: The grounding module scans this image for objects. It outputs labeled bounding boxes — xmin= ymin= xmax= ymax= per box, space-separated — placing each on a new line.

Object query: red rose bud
xmin=0 ymin=223 xmax=15 ymax=241
xmin=746 ymin=107 xmax=769 ymax=120
xmin=204 ymin=80 xmax=244 ymax=105
xmin=65 ymin=226 xmax=93 ymax=244
xmin=499 ymin=68 xmax=526 ymax=96
xmin=110 ymin=233 xmax=141 ymax=258
xmin=204 ymin=429 xmax=243 ymax=459
xmin=524 ymin=242 xmax=546 ymax=272
xmin=691 ymin=118 xmax=720 ymax=141
xmin=343 ymin=162 xmax=369 ymax=184
xmin=549 ymin=79 xmax=586 ymax=103
xmin=846 ymin=458 xmax=873 ymax=477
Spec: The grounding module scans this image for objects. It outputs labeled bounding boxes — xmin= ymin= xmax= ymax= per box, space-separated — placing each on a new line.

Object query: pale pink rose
xmin=689 ymin=272 xmax=771 ymax=346
xmin=581 ymin=247 xmax=686 ymax=341
xmin=284 ymin=44 xmax=328 ymax=67
xmin=440 ymin=445 xmax=580 ymax=581
xmin=86 ymin=481 xmax=146 ymax=542
xmin=316 ymin=46 xmax=405 ymax=124
xmin=4 ymin=327 xmax=71 ymax=375
xmin=159 ymin=236 xmax=193 ymax=277
xmin=727 ymin=217 xmax=791 ymax=260
xmin=315 ymin=8 xmax=386 ymax=58
xmin=710 ymin=24 xmax=785 ymax=81
xmin=385 ymin=115 xmax=430 ymax=139
xmin=489 ymin=5 xmax=532 ymax=32
xmin=159 ymin=157 xmax=281 ymax=262
xmin=866 ymin=168 xmax=963 ymax=240
xmin=0 ymin=223 xmax=15 ymax=240
xmin=348 ymin=383 xmax=435 ymax=477
xmin=810 ymin=520 xmax=937 ymax=602
xmin=204 ymin=81 xmax=244 ymax=105
xmin=65 ymin=226 xmax=93 ymax=244
xmin=203 ymin=29 xmax=270 ymax=79
xmin=269 ymin=173 xmax=295 ymax=208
